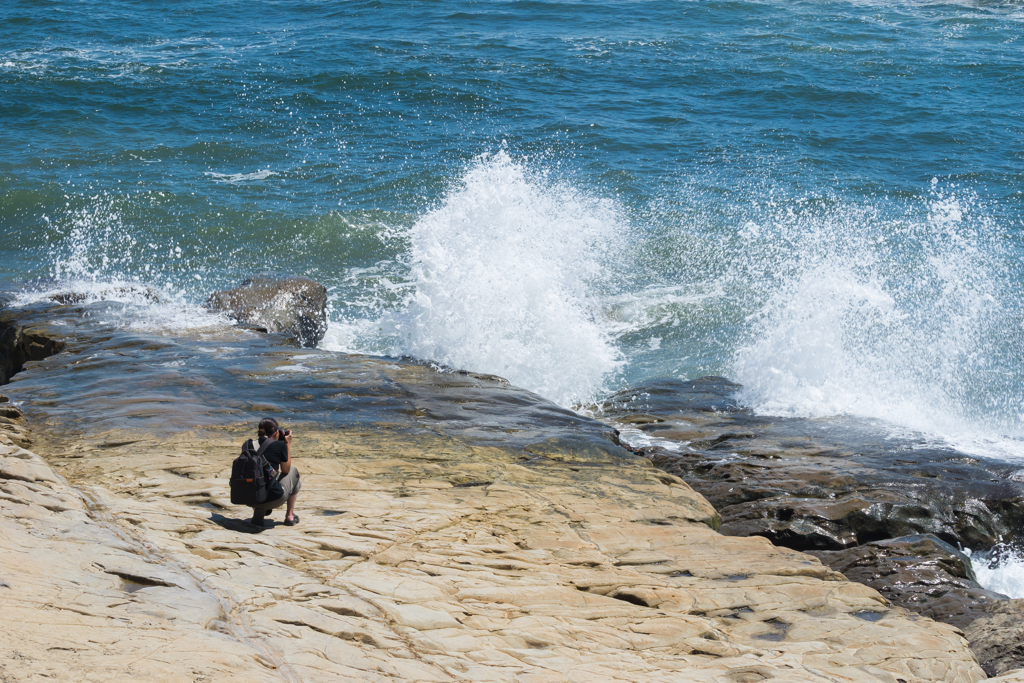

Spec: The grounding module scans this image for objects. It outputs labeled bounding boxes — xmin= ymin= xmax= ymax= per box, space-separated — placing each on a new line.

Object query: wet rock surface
xmin=602 ymin=377 xmax=1024 ymax=554
xmin=808 ymin=535 xmax=1007 ymax=629
xmin=207 ymin=275 xmax=329 ymax=347
xmin=0 ymin=306 xmax=1000 ymax=682
xmin=2 ymin=303 xmax=625 ymax=461
xmin=44 ymin=283 xmax=164 ymax=305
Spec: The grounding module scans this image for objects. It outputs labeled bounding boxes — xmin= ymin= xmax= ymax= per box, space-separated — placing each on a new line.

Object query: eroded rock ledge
xmin=600 ymin=376 xmax=1024 ymax=677
xmin=0 ymin=307 xmax=65 ymax=385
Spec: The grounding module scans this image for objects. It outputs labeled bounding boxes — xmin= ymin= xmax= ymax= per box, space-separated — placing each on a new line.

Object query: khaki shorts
xmin=252 ymin=466 xmax=301 ymax=510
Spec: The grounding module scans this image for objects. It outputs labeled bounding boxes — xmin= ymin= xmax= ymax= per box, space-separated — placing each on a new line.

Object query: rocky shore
xmin=0 ymin=301 xmax=1020 ymax=681
xmin=599 ymin=376 xmax=1024 ymax=676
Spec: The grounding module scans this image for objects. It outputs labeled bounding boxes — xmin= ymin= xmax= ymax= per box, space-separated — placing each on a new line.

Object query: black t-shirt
xmin=258 ymin=436 xmax=289 ymax=468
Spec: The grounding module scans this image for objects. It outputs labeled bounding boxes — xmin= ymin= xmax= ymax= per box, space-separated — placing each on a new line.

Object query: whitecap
xmin=204 ymin=169 xmax=277 ymax=183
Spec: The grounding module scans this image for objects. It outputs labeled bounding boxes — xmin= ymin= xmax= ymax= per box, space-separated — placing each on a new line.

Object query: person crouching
xmin=250 ymin=417 xmax=301 ymax=527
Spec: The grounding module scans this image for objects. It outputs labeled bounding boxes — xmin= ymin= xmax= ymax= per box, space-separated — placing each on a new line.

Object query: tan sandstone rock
xmin=0 ymin=409 xmax=992 ymax=683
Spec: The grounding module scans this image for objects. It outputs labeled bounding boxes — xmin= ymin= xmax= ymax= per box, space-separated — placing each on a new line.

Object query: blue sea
xmin=2 ymin=0 xmax=1023 ymax=459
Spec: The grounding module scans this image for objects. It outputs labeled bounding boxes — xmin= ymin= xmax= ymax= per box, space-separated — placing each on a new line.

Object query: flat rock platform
xmin=0 ymin=302 xmax=1013 ymax=682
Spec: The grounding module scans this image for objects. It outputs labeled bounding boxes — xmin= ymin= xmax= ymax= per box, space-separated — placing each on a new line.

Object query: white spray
xmin=731 ymin=188 xmax=1023 ymax=456
xmin=387 ymin=152 xmax=626 ymax=407
xmin=15 ymin=195 xmax=230 ymax=334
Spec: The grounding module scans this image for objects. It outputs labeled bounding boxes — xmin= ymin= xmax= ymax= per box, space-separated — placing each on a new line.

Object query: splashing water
xmin=379 ymin=152 xmax=626 ymax=407
xmin=967 ymin=545 xmax=1024 ymax=599
xmin=730 ymin=189 xmax=1024 ymax=455
xmin=13 ymin=156 xmax=1024 ymax=447
xmin=13 ymin=195 xmax=232 ymax=334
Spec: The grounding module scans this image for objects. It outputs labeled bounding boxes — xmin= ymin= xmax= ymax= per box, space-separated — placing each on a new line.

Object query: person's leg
xmin=250 ymin=496 xmax=286 ymax=526
xmin=281 ymin=467 xmax=300 ymax=525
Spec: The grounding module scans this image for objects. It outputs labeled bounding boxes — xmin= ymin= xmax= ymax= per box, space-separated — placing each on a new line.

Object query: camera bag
xmin=230 ymin=437 xmax=281 ymax=506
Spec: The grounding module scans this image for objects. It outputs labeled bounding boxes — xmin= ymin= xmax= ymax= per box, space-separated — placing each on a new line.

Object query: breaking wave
xmin=731 ymin=186 xmax=1024 ymax=458
xmin=323 ymin=152 xmax=627 ymax=407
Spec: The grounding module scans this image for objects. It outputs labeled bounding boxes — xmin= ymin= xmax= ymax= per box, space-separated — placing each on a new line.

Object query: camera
xmin=278 ymin=428 xmax=291 ymax=441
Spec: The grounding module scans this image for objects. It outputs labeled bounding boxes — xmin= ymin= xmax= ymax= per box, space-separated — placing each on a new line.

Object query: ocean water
xmin=2 ymin=0 xmax=1023 ymax=583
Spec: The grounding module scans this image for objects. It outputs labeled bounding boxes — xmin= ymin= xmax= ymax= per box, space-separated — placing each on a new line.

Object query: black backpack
xmin=230 ymin=438 xmax=284 ymax=506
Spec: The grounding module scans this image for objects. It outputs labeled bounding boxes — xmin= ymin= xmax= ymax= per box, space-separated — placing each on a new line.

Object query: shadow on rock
xmin=209 ymin=512 xmax=267 ymax=534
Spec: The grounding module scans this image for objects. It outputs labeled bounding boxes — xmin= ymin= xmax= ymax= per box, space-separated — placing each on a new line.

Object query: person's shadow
xmin=209 ymin=512 xmax=274 ymax=534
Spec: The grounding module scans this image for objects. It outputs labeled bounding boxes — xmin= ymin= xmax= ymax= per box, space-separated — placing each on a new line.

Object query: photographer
xmin=250 ymin=417 xmax=302 ymax=527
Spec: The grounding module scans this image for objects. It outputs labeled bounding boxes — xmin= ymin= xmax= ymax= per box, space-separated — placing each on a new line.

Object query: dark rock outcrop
xmin=604 ymin=377 xmax=1024 ymax=554
xmin=808 ymin=535 xmax=1006 ymax=628
xmin=600 ymin=376 xmax=1024 ymax=667
xmin=206 ymin=276 xmax=328 ymax=347
xmin=0 ymin=308 xmax=67 ymax=385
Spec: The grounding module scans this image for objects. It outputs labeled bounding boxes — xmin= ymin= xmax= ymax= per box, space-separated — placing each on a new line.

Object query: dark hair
xmin=257 ymin=417 xmax=279 ymax=438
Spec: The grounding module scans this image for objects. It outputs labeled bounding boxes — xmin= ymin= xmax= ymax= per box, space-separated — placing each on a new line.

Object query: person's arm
xmin=279 ymin=432 xmax=292 ymax=474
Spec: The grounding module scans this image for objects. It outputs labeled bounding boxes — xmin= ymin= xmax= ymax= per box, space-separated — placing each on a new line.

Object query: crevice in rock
xmin=101 ymin=569 xmax=177 ymax=590
xmin=0 ymin=311 xmax=66 ymax=385
xmin=608 ymin=591 xmax=653 ymax=607
xmin=74 ymin=486 xmax=303 ymax=683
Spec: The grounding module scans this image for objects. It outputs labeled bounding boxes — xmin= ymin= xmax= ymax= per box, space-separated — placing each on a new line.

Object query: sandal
xmin=284 ymin=514 xmax=300 ymax=526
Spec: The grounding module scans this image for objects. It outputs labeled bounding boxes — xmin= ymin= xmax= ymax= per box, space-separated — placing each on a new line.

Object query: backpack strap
xmin=253 ymin=437 xmax=277 ymax=458
xmin=253 ymin=437 xmax=280 ymax=476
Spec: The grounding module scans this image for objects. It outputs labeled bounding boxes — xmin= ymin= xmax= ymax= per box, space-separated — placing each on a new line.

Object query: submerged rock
xmin=206 ymin=276 xmax=328 ymax=347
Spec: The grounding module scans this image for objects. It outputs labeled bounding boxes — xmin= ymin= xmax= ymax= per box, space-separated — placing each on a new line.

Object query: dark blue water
xmin=2 ymin=0 xmax=1023 ymax=455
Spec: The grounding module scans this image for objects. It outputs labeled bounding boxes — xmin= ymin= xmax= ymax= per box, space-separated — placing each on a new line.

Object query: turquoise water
xmin=2 ymin=0 xmax=1023 ymax=455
